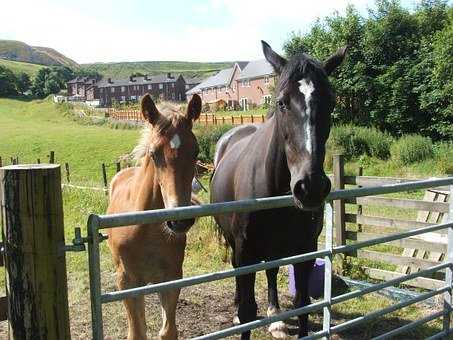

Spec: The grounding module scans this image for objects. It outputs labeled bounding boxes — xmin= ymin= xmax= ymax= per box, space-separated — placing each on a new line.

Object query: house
xmin=236 ymin=59 xmax=276 ymax=110
xmin=186 ymin=60 xmax=275 ymax=110
xmin=67 ymin=77 xmax=98 ymax=100
xmin=68 ymin=73 xmax=190 ymax=107
xmin=186 ymin=62 xmax=248 ymax=109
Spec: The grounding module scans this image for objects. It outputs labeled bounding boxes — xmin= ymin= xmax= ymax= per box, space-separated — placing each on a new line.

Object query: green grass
xmin=0 ymin=98 xmax=448 ymax=338
xmin=80 ymin=60 xmax=234 ymax=79
xmin=0 ymin=58 xmax=45 ymax=78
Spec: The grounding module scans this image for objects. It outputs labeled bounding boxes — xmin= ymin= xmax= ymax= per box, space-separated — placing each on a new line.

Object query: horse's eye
xmin=277 ymin=100 xmax=286 ymax=111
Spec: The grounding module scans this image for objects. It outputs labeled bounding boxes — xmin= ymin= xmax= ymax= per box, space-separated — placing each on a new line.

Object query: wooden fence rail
xmin=332 ymin=156 xmax=451 ymax=290
xmin=108 ymin=108 xmax=266 ymax=126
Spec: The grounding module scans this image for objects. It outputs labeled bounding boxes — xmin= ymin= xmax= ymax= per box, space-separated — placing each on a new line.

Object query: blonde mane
xmin=132 ymin=102 xmax=187 ymax=161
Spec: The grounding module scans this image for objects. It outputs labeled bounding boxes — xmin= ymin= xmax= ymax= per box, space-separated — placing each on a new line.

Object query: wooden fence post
xmin=65 ymin=162 xmax=70 ymax=183
xmin=0 ymin=164 xmax=71 ymax=339
xmin=0 ymin=157 xmax=2 ymax=168
xmin=102 ymin=163 xmax=108 ymax=190
xmin=333 ymin=154 xmax=346 ymax=270
xmin=261 ymin=114 xmax=265 ymax=123
xmin=357 ymin=166 xmax=363 ymax=232
xmin=116 ymin=162 xmax=121 ymax=173
xmin=37 ymin=158 xmax=41 ymax=164
xmin=49 ymin=151 xmax=55 ymax=164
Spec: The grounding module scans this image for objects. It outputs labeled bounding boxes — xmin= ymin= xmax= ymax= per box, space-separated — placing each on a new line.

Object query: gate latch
xmin=63 ymin=227 xmax=108 ymax=253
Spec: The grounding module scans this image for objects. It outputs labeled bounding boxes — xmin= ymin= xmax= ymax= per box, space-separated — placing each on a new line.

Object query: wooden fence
xmin=107 ymin=108 xmax=266 ymax=126
xmin=331 ymin=154 xmax=451 ymax=290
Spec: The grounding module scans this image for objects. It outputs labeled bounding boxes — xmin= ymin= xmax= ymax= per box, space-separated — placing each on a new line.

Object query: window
xmin=264 ymin=76 xmax=269 ymax=84
xmin=263 ymin=95 xmax=272 ymax=105
xmin=100 ymin=88 xmax=104 ymax=93
xmin=121 ymin=86 xmax=126 ymax=92
xmin=241 ymin=80 xmax=250 ymax=87
xmin=121 ymin=96 xmax=126 ymax=101
xmin=171 ymin=83 xmax=175 ymax=88
xmin=130 ymin=95 xmax=137 ymax=100
xmin=159 ymin=84 xmax=163 ymax=90
xmin=111 ymin=87 xmax=115 ymax=93
xmin=148 ymin=85 xmax=152 ymax=90
xmin=240 ymin=98 xmax=249 ymax=111
xmin=171 ymin=93 xmax=175 ymax=100
xmin=185 ymin=84 xmax=190 ymax=90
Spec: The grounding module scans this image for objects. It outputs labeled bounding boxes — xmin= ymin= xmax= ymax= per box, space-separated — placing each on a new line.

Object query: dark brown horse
xmin=210 ymin=41 xmax=346 ymax=339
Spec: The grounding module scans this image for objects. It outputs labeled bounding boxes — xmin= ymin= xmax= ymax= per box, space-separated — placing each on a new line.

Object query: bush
xmin=390 ymin=135 xmax=434 ymax=165
xmin=327 ymin=125 xmax=393 ymax=160
xmin=194 ymin=124 xmax=233 ymax=163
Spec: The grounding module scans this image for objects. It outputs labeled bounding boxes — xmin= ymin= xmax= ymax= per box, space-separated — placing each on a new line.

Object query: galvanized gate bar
xmin=101 ymin=249 xmax=331 ymax=303
xmin=192 ymin=299 xmax=330 ymax=340
xmin=94 ymin=178 xmax=453 ymax=228
xmin=372 ymin=309 xmax=445 ymax=340
xmin=101 ymin=222 xmax=453 ymax=303
xmin=329 ymin=286 xmax=449 ymax=334
xmin=443 ymin=185 xmax=453 ymax=335
xmin=87 ymin=177 xmax=453 ymax=340
xmin=322 ymin=203 xmax=333 ymax=339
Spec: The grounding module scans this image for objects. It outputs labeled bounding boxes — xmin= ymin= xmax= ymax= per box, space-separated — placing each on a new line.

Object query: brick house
xmin=186 ymin=62 xmax=248 ymax=109
xmin=186 ymin=60 xmax=275 ymax=110
xmin=67 ymin=77 xmax=97 ymax=99
xmin=68 ymin=73 xmax=192 ymax=107
xmin=236 ymin=59 xmax=276 ymax=110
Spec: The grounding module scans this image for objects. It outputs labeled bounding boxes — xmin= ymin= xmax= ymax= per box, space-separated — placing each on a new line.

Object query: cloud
xmin=1 ymin=0 xmax=374 ymax=63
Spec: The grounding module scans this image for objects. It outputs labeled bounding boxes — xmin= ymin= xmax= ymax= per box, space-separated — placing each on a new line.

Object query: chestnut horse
xmin=107 ymin=94 xmax=201 ymax=340
xmin=211 ymin=41 xmax=346 ymax=339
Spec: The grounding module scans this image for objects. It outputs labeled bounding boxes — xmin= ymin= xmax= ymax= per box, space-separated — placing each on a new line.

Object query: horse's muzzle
xmin=166 ymin=218 xmax=195 ymax=233
xmin=292 ymin=174 xmax=331 ymax=210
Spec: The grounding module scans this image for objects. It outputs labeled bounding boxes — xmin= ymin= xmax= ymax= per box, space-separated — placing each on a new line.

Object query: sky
xmin=1 ymin=0 xmax=419 ymax=64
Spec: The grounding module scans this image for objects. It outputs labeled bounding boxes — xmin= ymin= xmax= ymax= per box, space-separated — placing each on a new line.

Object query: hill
xmin=0 ymin=40 xmax=79 ymax=68
xmin=0 ymin=59 xmax=45 ymax=78
xmin=80 ymin=60 xmax=233 ymax=79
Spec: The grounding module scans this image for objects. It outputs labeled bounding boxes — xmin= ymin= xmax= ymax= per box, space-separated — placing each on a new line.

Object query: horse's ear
xmin=187 ymin=94 xmax=201 ymax=121
xmin=141 ymin=94 xmax=160 ymax=125
xmin=261 ymin=40 xmax=286 ymax=74
xmin=323 ymin=45 xmax=348 ymax=76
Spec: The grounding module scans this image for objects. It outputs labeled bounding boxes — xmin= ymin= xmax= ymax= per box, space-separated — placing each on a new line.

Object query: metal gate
xmin=87 ymin=177 xmax=453 ymax=339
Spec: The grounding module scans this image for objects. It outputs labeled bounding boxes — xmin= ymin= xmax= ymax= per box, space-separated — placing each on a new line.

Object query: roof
xmin=235 ymin=61 xmax=249 ymax=70
xmin=185 ymin=67 xmax=235 ymax=94
xmin=95 ymin=74 xmax=179 ymax=88
xmin=184 ymin=76 xmax=202 ymax=85
xmin=237 ymin=59 xmax=274 ymax=80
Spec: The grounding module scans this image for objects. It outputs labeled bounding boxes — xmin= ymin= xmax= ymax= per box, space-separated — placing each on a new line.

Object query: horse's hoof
xmin=268 ymin=321 xmax=289 ymax=339
xmin=233 ymin=314 xmax=240 ymax=325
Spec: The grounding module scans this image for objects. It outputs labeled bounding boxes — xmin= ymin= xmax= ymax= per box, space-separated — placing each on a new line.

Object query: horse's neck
xmin=263 ymin=116 xmax=291 ymax=195
xmin=133 ymin=155 xmax=164 ymax=211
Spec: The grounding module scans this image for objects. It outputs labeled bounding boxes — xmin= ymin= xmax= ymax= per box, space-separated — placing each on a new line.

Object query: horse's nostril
xmin=293 ymin=180 xmax=306 ymax=201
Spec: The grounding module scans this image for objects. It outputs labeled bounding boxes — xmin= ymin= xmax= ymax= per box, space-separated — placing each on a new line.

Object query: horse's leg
xmin=293 ymin=260 xmax=315 ymax=338
xmin=235 ymin=245 xmax=258 ymax=340
xmin=266 ymin=267 xmax=288 ymax=338
xmin=158 ymin=289 xmax=180 ymax=340
xmin=117 ymin=269 xmax=147 ymax=340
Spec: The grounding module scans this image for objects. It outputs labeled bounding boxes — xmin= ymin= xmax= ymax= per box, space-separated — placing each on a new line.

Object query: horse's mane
xmin=132 ymin=102 xmax=187 ymax=160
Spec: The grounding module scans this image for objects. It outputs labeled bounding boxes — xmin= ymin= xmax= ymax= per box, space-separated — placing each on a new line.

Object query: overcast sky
xmin=1 ymin=0 xmax=419 ymax=64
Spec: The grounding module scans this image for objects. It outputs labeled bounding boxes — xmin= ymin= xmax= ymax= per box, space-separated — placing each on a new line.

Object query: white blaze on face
xmin=299 ymin=79 xmax=315 ymax=154
xmin=170 ymin=133 xmax=181 ymax=149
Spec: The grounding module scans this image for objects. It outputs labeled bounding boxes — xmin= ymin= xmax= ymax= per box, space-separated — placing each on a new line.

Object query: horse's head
xmin=141 ymin=94 xmax=201 ymax=233
xmin=262 ymin=41 xmax=347 ymax=210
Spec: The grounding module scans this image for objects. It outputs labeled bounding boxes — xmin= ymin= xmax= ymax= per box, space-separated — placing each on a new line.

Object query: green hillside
xmin=0 ymin=59 xmax=45 ymax=78
xmin=80 ymin=60 xmax=233 ymax=78
xmin=0 ymin=40 xmax=79 ymax=68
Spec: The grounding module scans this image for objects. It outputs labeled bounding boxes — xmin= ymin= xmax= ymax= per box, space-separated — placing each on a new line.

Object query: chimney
xmin=129 ymin=75 xmax=135 ymax=82
xmin=144 ymin=75 xmax=149 ymax=81
xmin=167 ymin=72 xmax=172 ymax=79
xmin=108 ymin=78 xmax=112 ymax=84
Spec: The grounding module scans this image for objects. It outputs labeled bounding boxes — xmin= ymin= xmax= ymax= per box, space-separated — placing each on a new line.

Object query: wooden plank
xmin=344 ymin=213 xmax=444 ymax=234
xmin=0 ymin=296 xmax=7 ymax=321
xmin=345 ymin=196 xmax=449 ymax=213
xmin=344 ymin=175 xmax=451 ymax=190
xmin=365 ymin=268 xmax=444 ymax=290
xmin=333 ymin=155 xmax=345 ymax=247
xmin=356 ymin=250 xmax=441 ymax=270
xmin=345 ymin=231 xmax=447 ymax=253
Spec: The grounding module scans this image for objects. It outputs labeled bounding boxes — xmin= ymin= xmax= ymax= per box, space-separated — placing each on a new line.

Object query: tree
xmin=283 ymin=0 xmax=452 ymax=140
xmin=16 ymin=72 xmax=31 ymax=94
xmin=0 ymin=66 xmax=18 ymax=96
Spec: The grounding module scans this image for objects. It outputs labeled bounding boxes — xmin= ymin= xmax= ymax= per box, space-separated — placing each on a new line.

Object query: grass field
xmin=0 ymin=98 xmax=449 ymax=339
xmin=0 ymin=58 xmax=45 ymax=78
